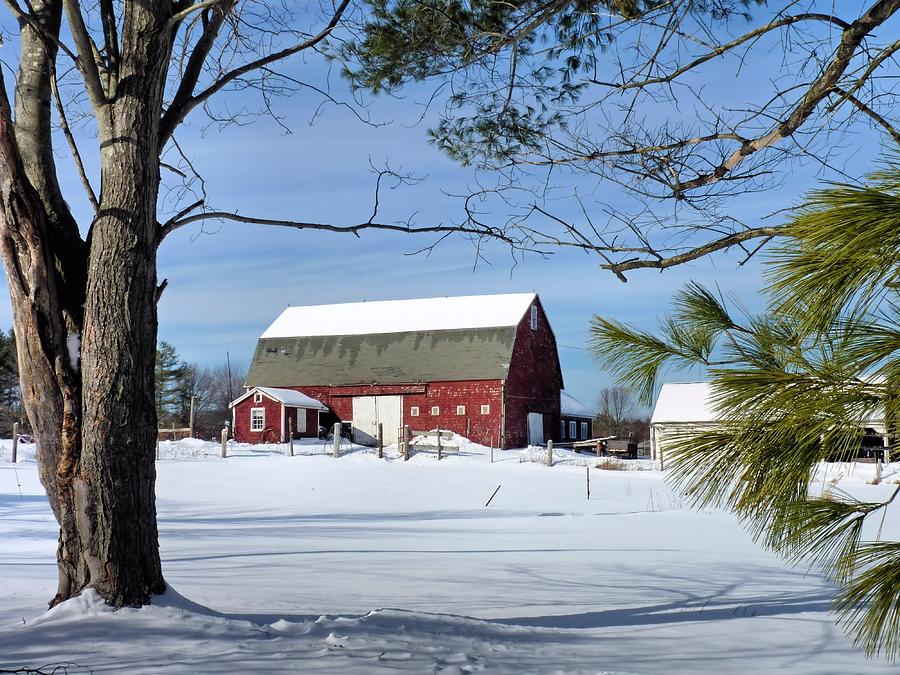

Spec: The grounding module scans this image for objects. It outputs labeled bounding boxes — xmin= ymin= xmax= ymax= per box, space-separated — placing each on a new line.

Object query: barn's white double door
xmin=351 ymin=396 xmax=402 ymax=447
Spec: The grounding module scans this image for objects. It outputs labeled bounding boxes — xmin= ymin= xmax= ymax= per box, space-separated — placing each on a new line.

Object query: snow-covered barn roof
xmin=230 ymin=386 xmax=328 ymax=411
xmin=247 ymin=293 xmax=562 ymax=388
xmin=261 ymin=293 xmax=538 ymax=338
xmin=650 ymin=382 xmax=717 ymax=424
xmin=561 ymin=391 xmax=592 ymax=418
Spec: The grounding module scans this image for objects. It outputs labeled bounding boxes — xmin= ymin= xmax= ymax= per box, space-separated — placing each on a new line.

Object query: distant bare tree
xmin=594 ymin=386 xmax=636 ymax=437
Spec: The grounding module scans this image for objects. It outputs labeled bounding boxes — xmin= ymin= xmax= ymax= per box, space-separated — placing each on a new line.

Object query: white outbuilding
xmin=650 ymin=380 xmax=888 ymax=465
xmin=649 ymin=382 xmax=719 ymax=463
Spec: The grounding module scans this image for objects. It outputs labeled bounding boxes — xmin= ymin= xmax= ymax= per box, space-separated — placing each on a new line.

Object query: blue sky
xmin=0 ymin=5 xmax=885 ymax=413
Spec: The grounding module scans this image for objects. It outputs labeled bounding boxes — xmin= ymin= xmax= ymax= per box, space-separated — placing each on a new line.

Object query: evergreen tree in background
xmin=155 ymin=342 xmax=185 ymax=426
xmin=0 ymin=329 xmax=20 ymax=431
xmin=591 ymin=151 xmax=900 ymax=657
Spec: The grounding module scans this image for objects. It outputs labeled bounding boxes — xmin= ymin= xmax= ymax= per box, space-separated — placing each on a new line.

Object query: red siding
xmin=283 ymin=406 xmax=320 ymax=439
xmin=233 ymin=393 xmax=321 ymax=442
xmin=233 ymin=393 xmax=282 ymax=443
xmin=403 ymin=380 xmax=503 ymax=447
xmin=503 ymin=298 xmax=563 ymax=448
xmin=279 ymin=380 xmax=504 ymax=448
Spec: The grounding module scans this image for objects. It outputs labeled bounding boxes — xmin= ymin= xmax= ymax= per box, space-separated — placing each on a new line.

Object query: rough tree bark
xmin=0 ymin=0 xmax=172 ymax=607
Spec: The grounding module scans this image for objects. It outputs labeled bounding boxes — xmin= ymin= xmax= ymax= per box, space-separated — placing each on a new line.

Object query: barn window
xmin=580 ymin=422 xmax=588 ymax=439
xmin=431 ymin=406 xmax=440 ymax=416
xmin=480 ymin=404 xmax=490 ymax=415
xmin=296 ymin=409 xmax=307 ymax=433
xmin=456 ymin=405 xmax=466 ymax=415
xmin=560 ymin=420 xmax=566 ymax=438
xmin=253 ymin=392 xmax=262 ymax=403
xmin=250 ymin=407 xmax=265 ymax=432
xmin=569 ymin=421 xmax=576 ymax=438
xmin=530 ymin=305 xmax=538 ymax=330
xmin=410 ymin=406 xmax=419 ymax=417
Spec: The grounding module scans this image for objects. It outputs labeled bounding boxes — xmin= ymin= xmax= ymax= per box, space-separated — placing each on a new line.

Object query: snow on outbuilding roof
xmin=260 ymin=293 xmax=538 ymax=339
xmin=561 ymin=391 xmax=592 ymax=417
xmin=230 ymin=386 xmax=328 ymax=411
xmin=651 ymin=382 xmax=718 ymax=424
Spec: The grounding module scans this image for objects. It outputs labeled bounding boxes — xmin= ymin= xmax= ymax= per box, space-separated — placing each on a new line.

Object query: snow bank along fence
xmin=397 ymin=426 xmax=458 ymax=461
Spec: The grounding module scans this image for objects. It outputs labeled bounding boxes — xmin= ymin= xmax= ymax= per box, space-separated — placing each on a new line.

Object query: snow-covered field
xmin=2 ymin=437 xmax=899 ymax=673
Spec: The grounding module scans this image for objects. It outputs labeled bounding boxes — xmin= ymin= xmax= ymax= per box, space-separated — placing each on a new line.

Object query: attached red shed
xmin=238 ymin=293 xmax=565 ymax=448
xmin=230 ymin=386 xmax=328 ymax=443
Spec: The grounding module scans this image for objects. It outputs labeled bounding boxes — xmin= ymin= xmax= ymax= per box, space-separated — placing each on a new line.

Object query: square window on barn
xmin=456 ymin=405 xmax=466 ymax=415
xmin=296 ymin=409 xmax=307 ymax=433
xmin=250 ymin=407 xmax=265 ymax=432
xmin=410 ymin=406 xmax=419 ymax=417
xmin=253 ymin=392 xmax=262 ymax=403
xmin=580 ymin=422 xmax=588 ymax=440
xmin=560 ymin=420 xmax=566 ymax=438
xmin=569 ymin=421 xmax=576 ymax=438
xmin=480 ymin=404 xmax=490 ymax=415
xmin=530 ymin=305 xmax=538 ymax=330
xmin=431 ymin=406 xmax=440 ymax=416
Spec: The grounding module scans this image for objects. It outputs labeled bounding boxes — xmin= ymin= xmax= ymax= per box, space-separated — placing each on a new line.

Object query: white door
xmin=352 ymin=396 xmax=402 ymax=446
xmin=527 ymin=412 xmax=544 ymax=446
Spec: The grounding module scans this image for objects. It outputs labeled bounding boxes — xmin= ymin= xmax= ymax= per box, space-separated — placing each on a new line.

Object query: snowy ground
xmin=2 ymin=437 xmax=899 ymax=674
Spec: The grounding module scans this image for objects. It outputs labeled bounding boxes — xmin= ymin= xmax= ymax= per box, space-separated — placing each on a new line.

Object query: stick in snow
xmin=485 ymin=484 xmax=502 ymax=507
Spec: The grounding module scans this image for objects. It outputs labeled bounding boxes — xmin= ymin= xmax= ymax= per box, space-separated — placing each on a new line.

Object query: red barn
xmin=234 ymin=293 xmax=564 ymax=448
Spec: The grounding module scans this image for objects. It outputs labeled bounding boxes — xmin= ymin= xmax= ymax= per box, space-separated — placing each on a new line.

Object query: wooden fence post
xmin=220 ymin=427 xmax=228 ymax=458
xmin=11 ymin=421 xmax=18 ymax=464
xmin=189 ymin=396 xmax=195 ymax=438
xmin=377 ymin=423 xmax=383 ymax=459
xmin=546 ymin=439 xmax=553 ymax=467
xmin=333 ymin=422 xmax=341 ymax=458
xmin=490 ymin=435 xmax=494 ymax=464
xmin=586 ymin=465 xmax=590 ymax=500
xmin=437 ymin=429 xmax=442 ymax=461
xmin=288 ymin=418 xmax=294 ymax=457
xmin=403 ymin=425 xmax=410 ymax=461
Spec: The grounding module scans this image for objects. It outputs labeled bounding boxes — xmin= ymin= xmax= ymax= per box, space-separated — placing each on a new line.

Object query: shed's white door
xmin=527 ymin=412 xmax=544 ymax=446
xmin=352 ymin=396 xmax=402 ymax=446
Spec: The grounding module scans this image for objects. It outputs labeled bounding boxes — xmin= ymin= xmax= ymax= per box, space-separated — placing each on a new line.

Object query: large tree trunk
xmin=0 ymin=0 xmax=173 ymax=607
xmin=75 ymin=7 xmax=172 ymax=604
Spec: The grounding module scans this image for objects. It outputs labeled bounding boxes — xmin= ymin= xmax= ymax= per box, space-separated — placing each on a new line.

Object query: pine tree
xmin=155 ymin=342 xmax=185 ymax=425
xmin=591 ymin=151 xmax=900 ymax=658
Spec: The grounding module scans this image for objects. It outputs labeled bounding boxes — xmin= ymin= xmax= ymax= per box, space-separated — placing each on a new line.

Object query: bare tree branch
xmin=62 ymin=0 xmax=107 ymax=109
xmin=602 ymin=226 xmax=787 ymax=279
xmin=50 ymin=68 xmax=98 ymax=213
xmin=161 ymin=0 xmax=350 ymax=140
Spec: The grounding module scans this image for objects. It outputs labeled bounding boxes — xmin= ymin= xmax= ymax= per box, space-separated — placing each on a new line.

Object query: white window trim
xmin=250 ymin=407 xmax=265 ymax=432
xmin=410 ymin=406 xmax=420 ymax=417
xmin=253 ymin=392 xmax=262 ymax=403
xmin=530 ymin=305 xmax=538 ymax=330
xmin=569 ymin=421 xmax=577 ymax=439
xmin=431 ymin=406 xmax=440 ymax=416
xmin=480 ymin=404 xmax=490 ymax=415
xmin=456 ymin=405 xmax=466 ymax=415
xmin=580 ymin=422 xmax=588 ymax=440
